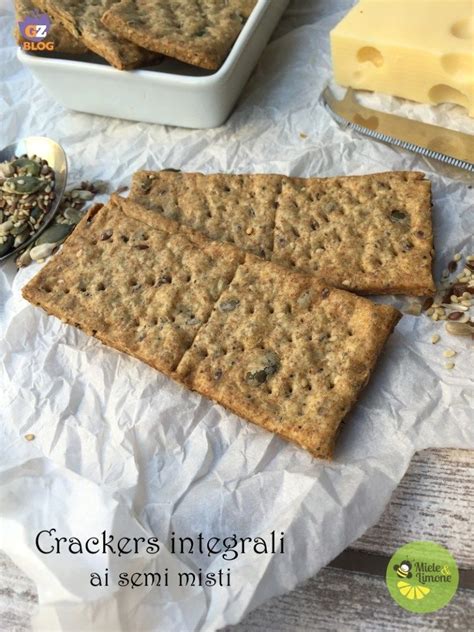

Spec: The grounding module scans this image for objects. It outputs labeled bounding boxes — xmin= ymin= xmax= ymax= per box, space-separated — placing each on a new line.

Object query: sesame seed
xmin=444 ymin=362 xmax=455 ymax=370
xmin=24 ymin=433 xmax=35 ymax=441
xmin=431 ymin=334 xmax=440 ymax=344
xmin=454 ymin=253 xmax=462 ymax=261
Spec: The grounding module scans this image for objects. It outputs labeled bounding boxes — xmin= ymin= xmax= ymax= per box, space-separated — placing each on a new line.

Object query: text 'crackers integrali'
xmin=22 ymin=196 xmax=401 ymax=459
xmin=129 ymin=170 xmax=436 ymax=296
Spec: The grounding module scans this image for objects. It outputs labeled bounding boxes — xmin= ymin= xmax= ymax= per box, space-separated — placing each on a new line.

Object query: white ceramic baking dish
xmin=17 ymin=0 xmax=289 ymax=129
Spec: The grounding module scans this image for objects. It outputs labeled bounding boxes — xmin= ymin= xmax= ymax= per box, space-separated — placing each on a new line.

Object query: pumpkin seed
xmin=11 ymin=222 xmax=27 ymax=236
xmin=64 ymin=208 xmax=84 ymax=224
xmin=219 ymin=298 xmax=240 ymax=312
xmin=30 ymin=206 xmax=43 ymax=220
xmin=14 ymin=232 xmax=28 ymax=248
xmin=0 ymin=234 xmax=14 ymax=257
xmin=390 ymin=210 xmax=407 ymax=223
xmin=91 ymin=180 xmax=108 ymax=194
xmin=30 ymin=242 xmax=58 ymax=261
xmin=36 ymin=223 xmax=73 ymax=245
xmin=12 ymin=158 xmax=40 ymax=177
xmin=4 ymin=175 xmax=45 ymax=194
xmin=77 ymin=190 xmax=94 ymax=201
xmin=246 ymin=350 xmax=281 ymax=386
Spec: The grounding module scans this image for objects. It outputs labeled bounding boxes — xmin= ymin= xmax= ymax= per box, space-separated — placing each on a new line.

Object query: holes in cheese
xmin=441 ymin=53 xmax=473 ymax=79
xmin=450 ymin=16 xmax=474 ymax=40
xmin=356 ymin=46 xmax=384 ymax=67
xmin=429 ymin=84 xmax=468 ymax=108
xmin=331 ymin=1 xmax=474 ymax=116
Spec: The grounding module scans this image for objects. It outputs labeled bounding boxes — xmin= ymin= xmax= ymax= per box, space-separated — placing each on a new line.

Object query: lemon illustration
xmin=397 ymin=581 xmax=431 ymax=600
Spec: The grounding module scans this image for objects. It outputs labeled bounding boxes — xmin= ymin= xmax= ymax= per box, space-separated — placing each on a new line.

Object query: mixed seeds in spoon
xmin=0 ymin=154 xmax=55 ymax=257
xmin=16 ymin=179 xmax=108 ymax=267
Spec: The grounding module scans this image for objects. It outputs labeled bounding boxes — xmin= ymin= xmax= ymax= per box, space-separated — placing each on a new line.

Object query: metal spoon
xmin=0 ymin=136 xmax=67 ymax=263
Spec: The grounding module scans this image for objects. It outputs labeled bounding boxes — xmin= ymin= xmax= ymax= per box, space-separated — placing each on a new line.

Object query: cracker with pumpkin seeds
xmin=22 ymin=196 xmax=244 ymax=374
xmin=177 ymin=255 xmax=400 ymax=458
xmin=130 ymin=170 xmax=435 ymax=296
xmin=102 ymin=0 xmax=257 ymax=70
xmin=273 ymin=171 xmax=434 ymax=296
xmin=129 ymin=171 xmax=282 ymax=259
xmin=23 ymin=196 xmax=401 ymax=459
xmin=33 ymin=0 xmax=159 ymax=69
xmin=15 ymin=0 xmax=88 ymax=54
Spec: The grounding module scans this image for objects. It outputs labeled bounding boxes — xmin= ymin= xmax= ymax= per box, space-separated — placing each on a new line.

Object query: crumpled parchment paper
xmin=0 ymin=1 xmax=473 ymax=630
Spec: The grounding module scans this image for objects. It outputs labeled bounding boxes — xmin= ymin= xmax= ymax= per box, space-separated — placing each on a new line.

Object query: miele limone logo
xmin=386 ymin=542 xmax=459 ymax=613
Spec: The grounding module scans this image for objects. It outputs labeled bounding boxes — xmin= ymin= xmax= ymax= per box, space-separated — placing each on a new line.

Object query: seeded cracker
xmin=23 ymin=196 xmax=400 ymax=459
xmin=15 ymin=0 xmax=88 ymax=54
xmin=129 ymin=171 xmax=282 ymax=258
xmin=129 ymin=170 xmax=435 ymax=296
xmin=32 ymin=0 xmax=160 ymax=69
xmin=102 ymin=0 xmax=257 ymax=70
xmin=22 ymin=197 xmax=244 ymax=373
xmin=176 ymin=257 xmax=400 ymax=458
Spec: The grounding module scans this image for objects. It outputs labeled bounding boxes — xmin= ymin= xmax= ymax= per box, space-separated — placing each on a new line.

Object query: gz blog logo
xmin=19 ymin=12 xmax=54 ymax=52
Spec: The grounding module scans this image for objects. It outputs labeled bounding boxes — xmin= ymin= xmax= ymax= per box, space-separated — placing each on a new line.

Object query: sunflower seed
xmin=16 ymin=247 xmax=33 ymax=267
xmin=30 ymin=242 xmax=58 ymax=261
xmin=0 ymin=219 xmax=13 ymax=235
xmin=445 ymin=322 xmax=473 ymax=336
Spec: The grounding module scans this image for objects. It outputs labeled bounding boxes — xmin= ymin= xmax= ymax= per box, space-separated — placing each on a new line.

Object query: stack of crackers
xmin=15 ymin=0 xmax=257 ymax=70
xmin=23 ymin=170 xmax=435 ymax=458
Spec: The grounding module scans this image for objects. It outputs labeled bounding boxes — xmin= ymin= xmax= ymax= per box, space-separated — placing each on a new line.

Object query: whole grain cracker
xmin=177 ymin=255 xmax=400 ymax=458
xmin=15 ymin=0 xmax=88 ymax=54
xmin=23 ymin=196 xmax=401 ymax=459
xmin=33 ymin=0 xmax=160 ymax=69
xmin=129 ymin=170 xmax=435 ymax=296
xmin=22 ymin=197 xmax=243 ymax=374
xmin=102 ymin=0 xmax=257 ymax=70
xmin=273 ymin=171 xmax=434 ymax=295
xmin=129 ymin=171 xmax=281 ymax=259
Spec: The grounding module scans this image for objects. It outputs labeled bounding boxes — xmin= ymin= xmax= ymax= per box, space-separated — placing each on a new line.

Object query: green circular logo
xmin=386 ymin=541 xmax=459 ymax=613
